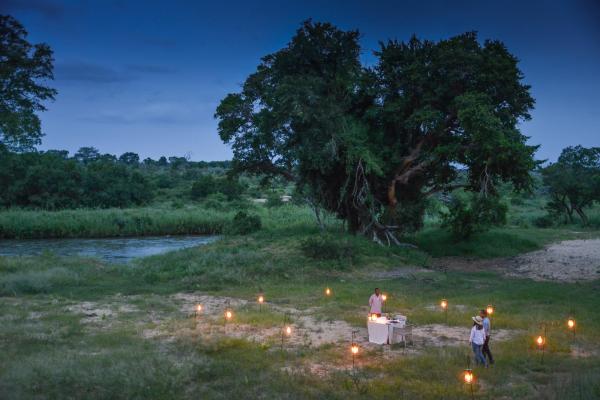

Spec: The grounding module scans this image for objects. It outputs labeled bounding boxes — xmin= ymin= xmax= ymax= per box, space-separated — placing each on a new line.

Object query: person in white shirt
xmin=469 ymin=316 xmax=487 ymax=367
xmin=369 ymin=288 xmax=384 ymax=317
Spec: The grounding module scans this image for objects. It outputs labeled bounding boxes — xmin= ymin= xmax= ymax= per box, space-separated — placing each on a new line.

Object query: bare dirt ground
xmin=433 ymin=239 xmax=600 ymax=282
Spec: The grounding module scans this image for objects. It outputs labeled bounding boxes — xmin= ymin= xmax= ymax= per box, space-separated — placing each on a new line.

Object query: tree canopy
xmin=0 ymin=15 xmax=57 ymax=151
xmin=216 ymin=21 xmax=538 ymax=243
xmin=542 ymin=145 xmax=600 ymax=225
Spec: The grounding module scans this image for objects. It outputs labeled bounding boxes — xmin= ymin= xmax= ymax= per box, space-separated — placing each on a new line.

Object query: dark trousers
xmin=483 ymin=336 xmax=494 ymax=364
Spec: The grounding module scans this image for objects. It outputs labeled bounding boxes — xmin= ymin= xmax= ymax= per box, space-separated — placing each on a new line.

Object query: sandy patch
xmin=434 ymin=239 xmax=600 ymax=282
xmin=506 ymin=239 xmax=600 ymax=282
xmin=65 ymin=300 xmax=139 ymax=324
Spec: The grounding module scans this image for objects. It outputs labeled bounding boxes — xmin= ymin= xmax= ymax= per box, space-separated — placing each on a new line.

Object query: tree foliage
xmin=541 ymin=145 xmax=600 ymax=225
xmin=215 ymin=21 xmax=538 ymax=243
xmin=0 ymin=15 xmax=57 ymax=151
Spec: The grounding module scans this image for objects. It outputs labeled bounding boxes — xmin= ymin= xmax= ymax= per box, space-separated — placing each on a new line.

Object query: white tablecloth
xmin=368 ymin=317 xmax=390 ymax=344
xmin=368 ymin=316 xmax=407 ymax=344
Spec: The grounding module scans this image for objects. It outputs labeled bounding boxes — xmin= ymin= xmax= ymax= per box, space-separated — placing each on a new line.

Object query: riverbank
xmin=0 ymin=206 xmax=232 ymax=239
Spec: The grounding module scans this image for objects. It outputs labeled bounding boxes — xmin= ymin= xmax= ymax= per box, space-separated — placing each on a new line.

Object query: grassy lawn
xmin=1 ymin=206 xmax=599 ymax=399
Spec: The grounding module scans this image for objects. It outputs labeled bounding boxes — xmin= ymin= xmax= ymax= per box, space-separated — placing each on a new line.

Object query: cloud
xmin=55 ymin=62 xmax=176 ymax=83
xmin=79 ymin=102 xmax=201 ymax=125
xmin=56 ymin=62 xmax=133 ymax=83
xmin=125 ymin=64 xmax=176 ymax=74
xmin=1 ymin=0 xmax=65 ymax=18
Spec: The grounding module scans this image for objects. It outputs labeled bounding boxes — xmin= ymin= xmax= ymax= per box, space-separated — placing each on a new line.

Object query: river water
xmin=0 ymin=235 xmax=218 ymax=263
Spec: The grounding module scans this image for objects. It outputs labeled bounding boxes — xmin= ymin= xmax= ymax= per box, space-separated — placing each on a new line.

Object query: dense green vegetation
xmin=1 ymin=207 xmax=599 ymax=399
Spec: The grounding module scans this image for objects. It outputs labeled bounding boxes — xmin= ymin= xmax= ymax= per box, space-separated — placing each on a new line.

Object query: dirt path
xmin=433 ymin=239 xmax=600 ymax=282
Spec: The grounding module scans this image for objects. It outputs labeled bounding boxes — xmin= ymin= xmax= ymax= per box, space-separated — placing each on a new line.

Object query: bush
xmin=532 ymin=214 xmax=555 ymax=228
xmin=300 ymin=235 xmax=355 ymax=262
xmin=191 ymin=175 xmax=217 ymax=199
xmin=225 ymin=211 xmax=261 ymax=235
xmin=265 ymin=193 xmax=284 ymax=208
xmin=441 ymin=194 xmax=507 ymax=240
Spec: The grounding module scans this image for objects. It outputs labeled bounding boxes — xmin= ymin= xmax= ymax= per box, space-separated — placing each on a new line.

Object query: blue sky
xmin=2 ymin=0 xmax=599 ymax=161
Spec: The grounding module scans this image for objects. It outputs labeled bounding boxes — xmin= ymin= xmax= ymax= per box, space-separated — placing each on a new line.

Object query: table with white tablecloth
xmin=367 ymin=315 xmax=410 ymax=345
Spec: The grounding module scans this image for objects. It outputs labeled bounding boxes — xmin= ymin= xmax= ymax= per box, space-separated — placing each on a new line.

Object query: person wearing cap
xmin=369 ymin=288 xmax=383 ymax=317
xmin=469 ymin=316 xmax=487 ymax=367
xmin=480 ymin=309 xmax=494 ymax=365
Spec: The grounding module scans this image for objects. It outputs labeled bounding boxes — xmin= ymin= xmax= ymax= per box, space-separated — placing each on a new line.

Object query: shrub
xmin=265 ymin=193 xmax=284 ymax=208
xmin=441 ymin=194 xmax=508 ymax=240
xmin=300 ymin=235 xmax=355 ymax=262
xmin=225 ymin=211 xmax=261 ymax=235
xmin=191 ymin=175 xmax=217 ymax=199
xmin=532 ymin=214 xmax=555 ymax=228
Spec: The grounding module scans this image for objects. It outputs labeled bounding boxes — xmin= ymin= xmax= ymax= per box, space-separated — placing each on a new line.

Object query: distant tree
xmin=81 ymin=159 xmax=153 ymax=207
xmin=218 ymin=177 xmax=246 ymax=200
xmin=168 ymin=156 xmax=187 ymax=169
xmin=118 ymin=152 xmax=140 ymax=166
xmin=74 ymin=147 xmax=101 ymax=164
xmin=0 ymin=15 xmax=57 ymax=151
xmin=143 ymin=157 xmax=156 ymax=166
xmin=190 ymin=175 xmax=216 ymax=199
xmin=542 ymin=146 xmax=600 ymax=225
xmin=0 ymin=150 xmax=82 ymax=209
xmin=216 ymin=21 xmax=537 ymax=243
xmin=157 ymin=156 xmax=168 ymax=166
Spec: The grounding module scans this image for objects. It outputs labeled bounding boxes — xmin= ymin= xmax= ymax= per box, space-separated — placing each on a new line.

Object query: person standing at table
xmin=469 ymin=316 xmax=487 ymax=367
xmin=480 ymin=309 xmax=494 ymax=365
xmin=369 ymin=288 xmax=384 ymax=317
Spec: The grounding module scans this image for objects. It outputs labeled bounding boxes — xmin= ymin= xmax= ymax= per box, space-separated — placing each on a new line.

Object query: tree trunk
xmin=574 ymin=206 xmax=588 ymax=226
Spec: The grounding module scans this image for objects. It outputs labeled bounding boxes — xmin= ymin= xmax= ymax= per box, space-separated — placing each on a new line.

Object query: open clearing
xmin=436 ymin=239 xmax=600 ymax=282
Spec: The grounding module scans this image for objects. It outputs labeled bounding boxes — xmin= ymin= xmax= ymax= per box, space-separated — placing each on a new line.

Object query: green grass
xmin=411 ymin=226 xmax=596 ymax=258
xmin=1 ymin=204 xmax=600 ymax=398
xmin=0 ymin=206 xmax=233 ymax=239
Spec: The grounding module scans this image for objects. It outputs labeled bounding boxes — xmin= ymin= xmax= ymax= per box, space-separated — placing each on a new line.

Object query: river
xmin=0 ymin=235 xmax=218 ymax=263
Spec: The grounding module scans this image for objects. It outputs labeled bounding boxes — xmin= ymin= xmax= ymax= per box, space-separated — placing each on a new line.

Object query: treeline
xmin=0 ymin=146 xmax=233 ymax=210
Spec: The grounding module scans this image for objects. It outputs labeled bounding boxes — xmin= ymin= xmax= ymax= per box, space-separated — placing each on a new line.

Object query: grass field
xmin=1 ymin=205 xmax=599 ymax=399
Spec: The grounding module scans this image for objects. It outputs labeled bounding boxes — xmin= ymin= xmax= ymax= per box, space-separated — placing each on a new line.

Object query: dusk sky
xmin=2 ymin=0 xmax=599 ymax=162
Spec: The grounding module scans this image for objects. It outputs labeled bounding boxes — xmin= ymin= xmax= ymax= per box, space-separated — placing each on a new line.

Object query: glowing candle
xmin=464 ymin=369 xmax=474 ymax=384
xmin=325 ymin=287 xmax=331 ymax=296
xmin=440 ymin=299 xmax=448 ymax=309
xmin=370 ymin=314 xmax=378 ymax=321
xmin=567 ymin=318 xmax=575 ymax=329
xmin=258 ymin=295 xmax=264 ymax=304
xmin=285 ymin=326 xmax=292 ymax=336
xmin=381 ymin=294 xmax=387 ymax=302
xmin=486 ymin=305 xmax=494 ymax=315
xmin=351 ymin=344 xmax=359 ymax=355
xmin=225 ymin=310 xmax=233 ymax=320
xmin=196 ymin=304 xmax=202 ymax=313
xmin=536 ymin=335 xmax=544 ymax=347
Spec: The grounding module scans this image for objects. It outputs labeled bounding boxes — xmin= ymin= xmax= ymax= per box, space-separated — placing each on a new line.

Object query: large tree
xmin=0 ymin=15 xmax=57 ymax=151
xmin=216 ymin=21 xmax=538 ymax=243
xmin=542 ymin=146 xmax=600 ymax=225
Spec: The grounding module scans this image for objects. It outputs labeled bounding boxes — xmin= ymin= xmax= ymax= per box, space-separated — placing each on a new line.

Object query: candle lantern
xmin=463 ymin=369 xmax=475 ymax=399
xmin=486 ymin=305 xmax=494 ymax=315
xmin=441 ymin=299 xmax=448 ymax=324
xmin=350 ymin=330 xmax=359 ymax=369
xmin=195 ymin=304 xmax=203 ymax=317
xmin=536 ymin=334 xmax=546 ymax=364
xmin=285 ymin=325 xmax=292 ymax=336
xmin=567 ymin=318 xmax=575 ymax=329
xmin=369 ymin=313 xmax=378 ymax=321
xmin=381 ymin=293 xmax=387 ymax=313
xmin=325 ymin=287 xmax=331 ymax=296
xmin=257 ymin=294 xmax=264 ymax=312
xmin=225 ymin=310 xmax=233 ymax=321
